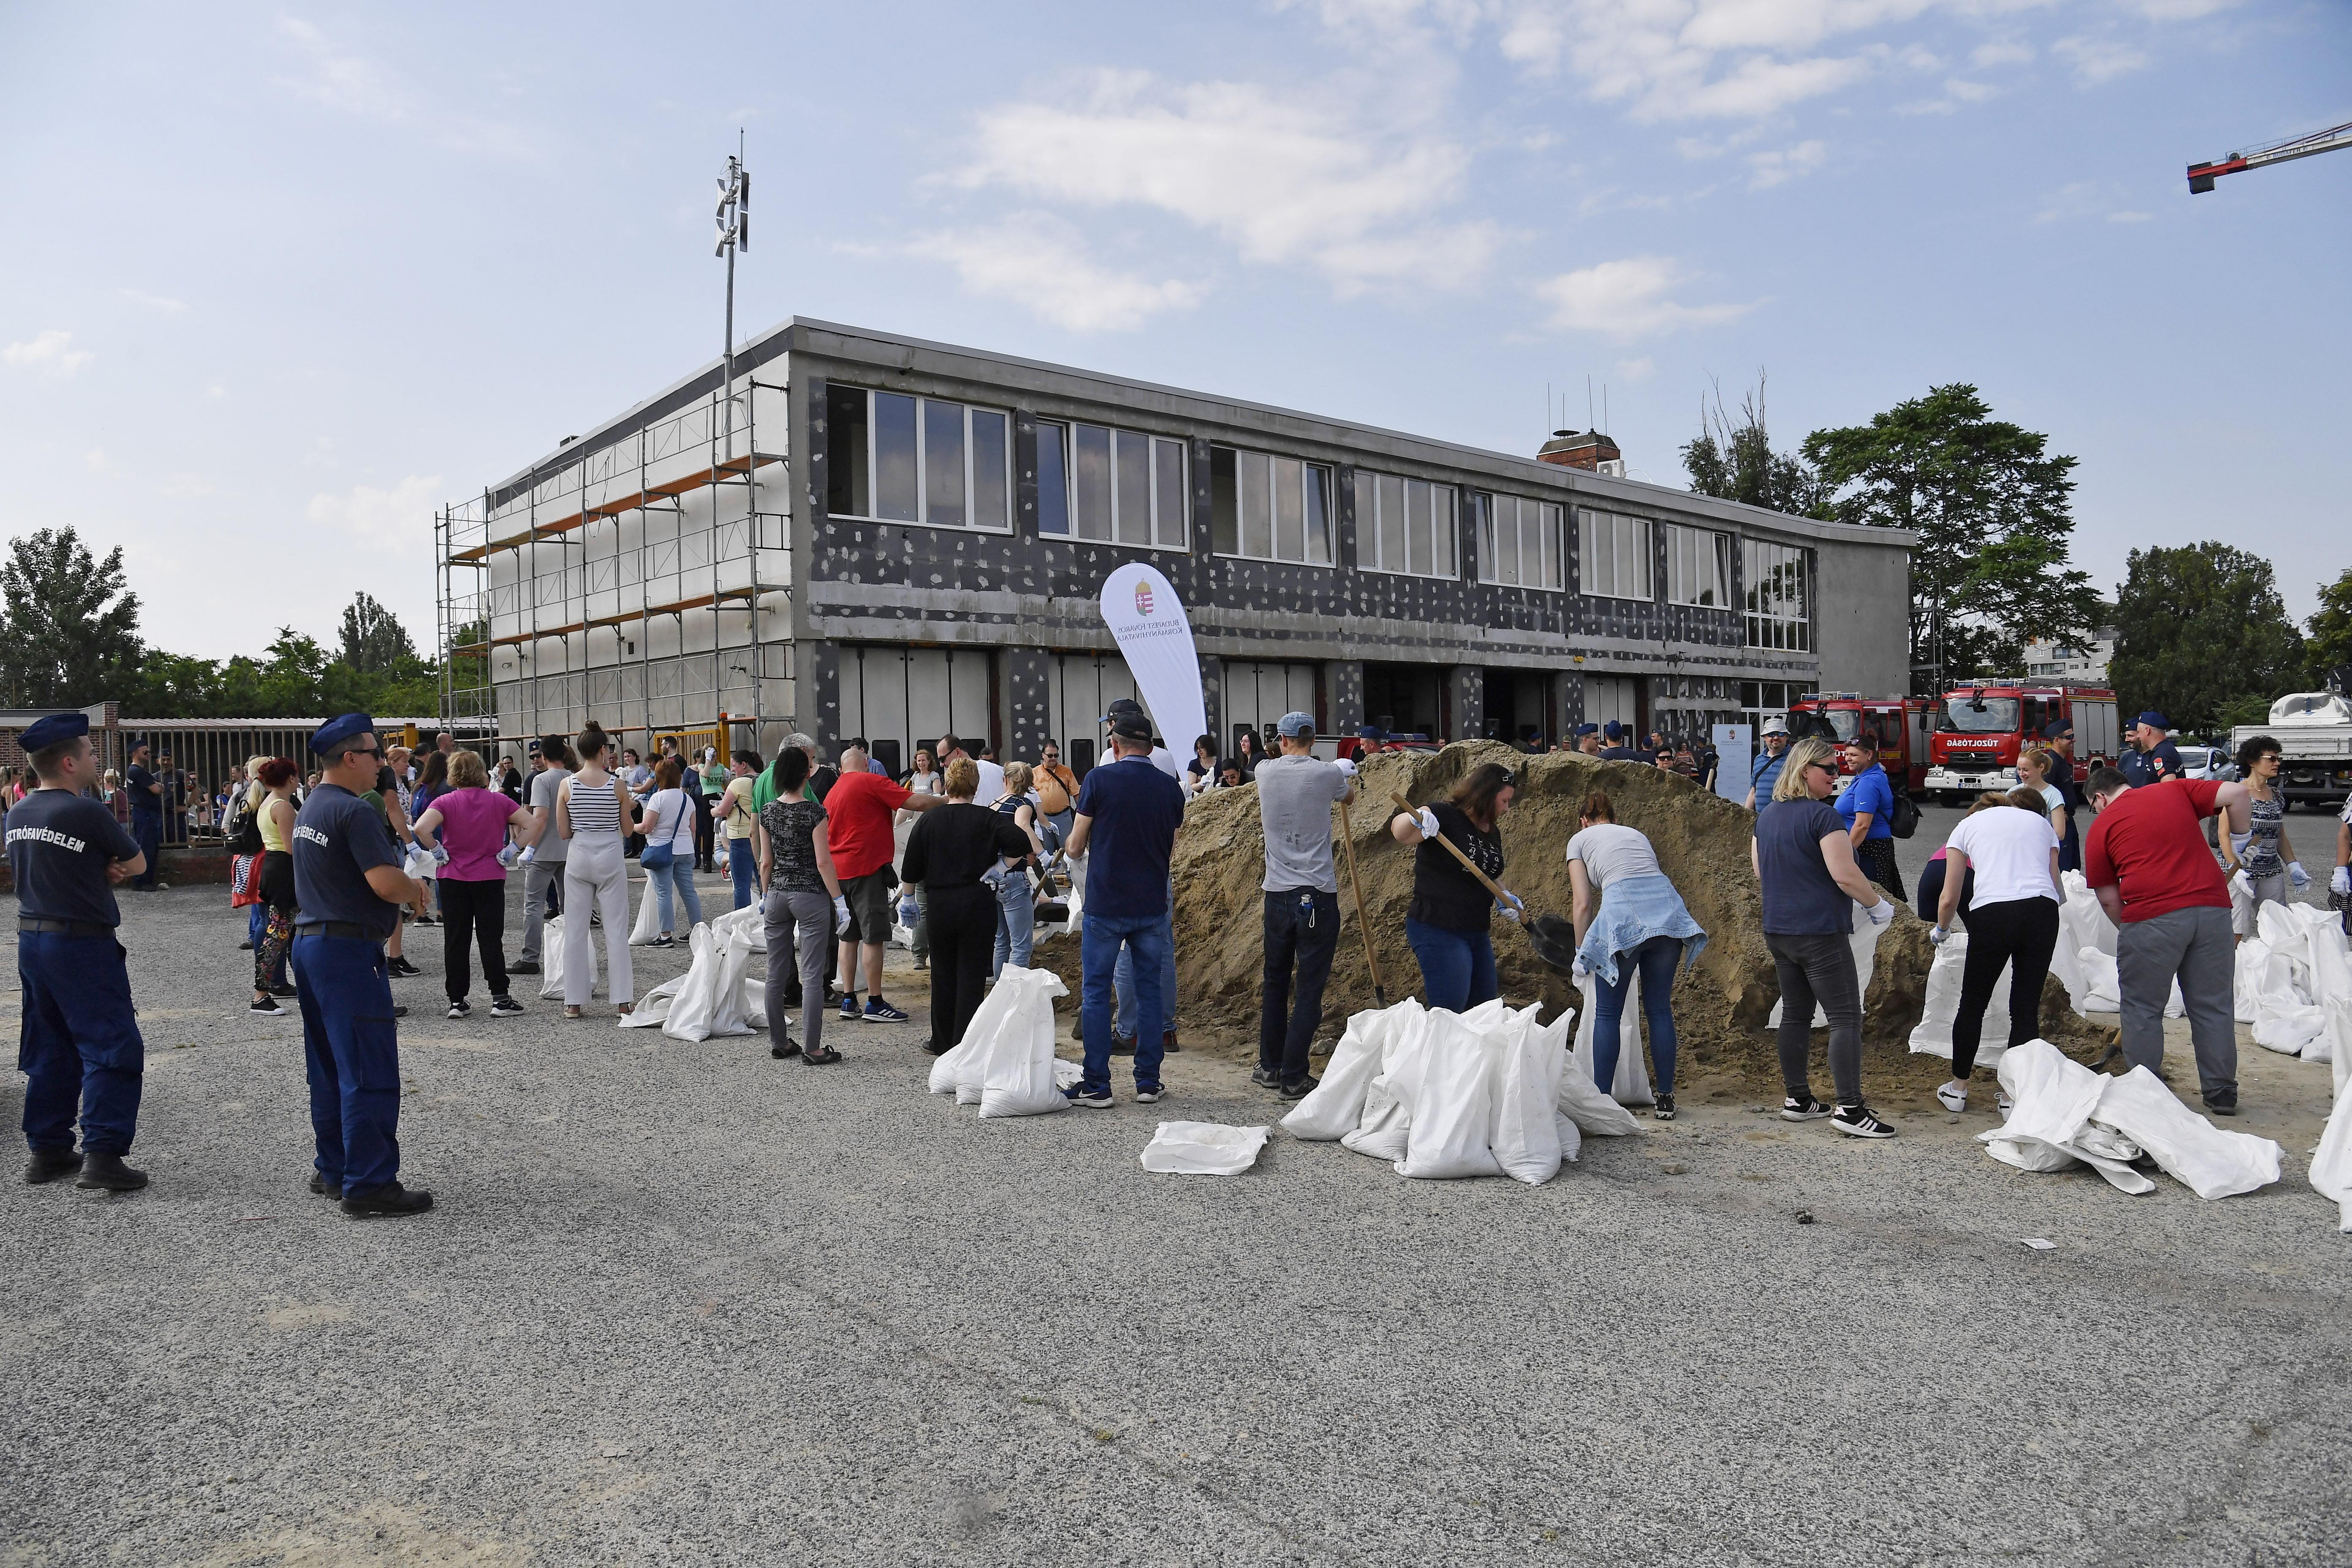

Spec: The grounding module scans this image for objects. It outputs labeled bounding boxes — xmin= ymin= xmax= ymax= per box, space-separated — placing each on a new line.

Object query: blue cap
xmin=18 ymin=712 xmax=88 ymax=754
xmin=2134 ymin=710 xmax=2168 ymax=731
xmin=1277 ymin=711 xmax=1315 ymax=738
xmin=1356 ymin=724 xmax=1384 ymax=740
xmin=1604 ymin=721 xmax=1624 ymax=740
xmin=2043 ymin=719 xmax=2073 ymax=739
xmin=309 ymin=713 xmax=379 ymax=756
xmin=1575 ymin=722 xmax=1598 ymax=736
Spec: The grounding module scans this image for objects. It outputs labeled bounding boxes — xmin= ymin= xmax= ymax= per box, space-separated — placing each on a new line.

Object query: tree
xmin=1802 ymin=385 xmax=2100 ymax=694
xmin=2305 ymin=565 xmax=2352 ymax=691
xmin=338 ymin=591 xmax=416 ymax=673
xmin=1680 ymin=373 xmax=1829 ymax=517
xmin=2107 ymin=543 xmax=2306 ymax=735
xmin=0 ymin=527 xmax=145 ymax=707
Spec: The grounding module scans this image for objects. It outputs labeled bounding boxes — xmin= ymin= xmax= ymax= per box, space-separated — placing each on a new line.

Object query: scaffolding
xmin=436 ymin=374 xmax=791 ymax=758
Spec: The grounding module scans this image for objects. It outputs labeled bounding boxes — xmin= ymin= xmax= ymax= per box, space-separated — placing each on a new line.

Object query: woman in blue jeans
xmin=1390 ymin=761 xmax=1520 ymax=1012
xmin=988 ymin=762 xmax=1045 ymax=980
xmin=635 ymin=757 xmax=704 ymax=945
xmin=1566 ymin=790 xmax=1706 ymax=1120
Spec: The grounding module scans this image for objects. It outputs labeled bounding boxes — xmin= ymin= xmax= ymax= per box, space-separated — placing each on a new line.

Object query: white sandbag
xmin=2307 ymin=922 xmax=2352 ymax=1012
xmin=2330 ymin=998 xmax=2352 ymax=1104
xmin=2234 ymin=937 xmax=2279 ymax=1024
xmin=1062 ymin=851 xmax=1086 ymax=934
xmin=976 ymin=967 xmax=1071 ymax=1119
xmin=1551 ymin=1006 xmax=1643 ymax=1138
xmin=2311 ymin=1073 xmax=2352 ymax=1233
xmin=1489 ymin=1007 xmax=1566 ymax=1184
xmin=1907 ymin=933 xmax=2019 ymax=1062
xmin=1394 ymin=1010 xmax=1505 ymax=1180
xmin=628 ymin=874 xmax=664 ymax=945
xmin=1342 ymin=1009 xmax=1431 ymax=1162
xmin=1571 ymin=972 xmax=1653 ymax=1106
xmin=1282 ymin=999 xmax=1424 ymax=1141
xmin=538 ymin=916 xmax=569 ymax=1000
xmin=659 ymin=926 xmax=721 ymax=1040
xmin=928 ymin=973 xmax=1027 ymax=1102
xmin=701 ymin=920 xmax=762 ymax=1037
xmin=619 ymin=975 xmax=682 ymax=1028
xmin=2076 ymin=948 xmax=2186 ymax=1018
xmin=2088 ymin=1066 xmax=2283 ymax=1200
xmin=2230 ymin=869 xmax=2257 ymax=937
xmin=1138 ymin=1121 xmax=1269 ymax=1175
xmin=1979 ymin=1039 xmax=2154 ymax=1194
xmin=2049 ymin=924 xmax=2091 ymax=1013
xmin=1767 ymin=903 xmax=1879 ymax=1029
xmin=2251 ymin=999 xmax=2327 ymax=1056
xmin=2058 ymin=871 xmax=2115 ymax=957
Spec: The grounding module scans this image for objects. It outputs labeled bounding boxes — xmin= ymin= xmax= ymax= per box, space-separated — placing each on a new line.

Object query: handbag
xmin=640 ymin=798 xmax=675 ymax=869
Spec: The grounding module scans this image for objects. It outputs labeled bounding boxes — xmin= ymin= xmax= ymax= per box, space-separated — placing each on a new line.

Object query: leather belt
xmin=18 ymin=919 xmax=112 ymax=936
xmin=295 ymin=921 xmax=379 ymax=940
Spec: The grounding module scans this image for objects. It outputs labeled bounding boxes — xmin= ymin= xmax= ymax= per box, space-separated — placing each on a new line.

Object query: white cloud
xmin=953 ymin=71 xmax=1500 ymax=294
xmin=1615 ymin=355 xmax=1658 ymax=382
xmin=2116 ymin=0 xmax=2237 ymax=18
xmin=119 ymin=289 xmax=185 ymax=313
xmin=902 ymin=215 xmax=1204 ymax=332
xmin=84 ymin=448 xmax=107 ymax=473
xmin=2053 ymin=34 xmax=2149 ymax=83
xmin=4 ymin=329 xmax=93 ymax=376
xmin=1748 ymin=139 xmax=1828 ymax=187
xmin=307 ymin=475 xmax=442 ymax=555
xmin=1535 ymin=256 xmax=1756 ymax=338
xmin=1901 ymin=75 xmax=1999 ymax=114
xmin=1971 ymin=38 xmax=2034 ymax=66
xmin=2035 ymin=180 xmax=2156 ymax=223
xmin=276 ymin=18 xmax=536 ymax=161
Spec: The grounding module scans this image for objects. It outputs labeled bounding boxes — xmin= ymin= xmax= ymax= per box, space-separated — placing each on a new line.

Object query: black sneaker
xmin=489 ymin=995 xmax=525 ymax=1016
xmin=1161 ymin=1030 xmax=1181 ymax=1054
xmin=249 ymin=996 xmax=286 ymax=1015
xmin=2203 ymin=1095 xmax=2241 ymax=1118
xmin=24 ymin=1148 xmax=82 ymax=1184
xmin=340 ymin=1181 xmax=434 ymax=1218
xmin=650 ymin=934 xmax=675 ymax=949
xmin=76 ymin=1153 xmax=148 ymax=1192
xmin=1135 ymin=1084 xmax=1169 ymax=1104
xmin=509 ymin=958 xmax=542 ymax=975
xmin=1064 ymin=1085 xmax=1113 ymax=1109
xmin=1782 ymin=1094 xmax=1833 ymax=1122
xmin=1279 ymin=1075 xmax=1320 ymax=1101
xmin=237 ymin=939 xmax=253 ymax=951
xmin=269 ymin=983 xmax=299 ymax=997
xmin=1653 ymin=1092 xmax=1677 ymax=1121
xmin=1109 ymin=1032 xmax=1137 ymax=1056
xmin=446 ymin=999 xmax=471 ymax=1020
xmin=387 ymin=957 xmax=421 ymax=978
xmin=1250 ymin=1067 xmax=1282 ymax=1089
xmin=1831 ymin=1102 xmax=1897 ymax=1138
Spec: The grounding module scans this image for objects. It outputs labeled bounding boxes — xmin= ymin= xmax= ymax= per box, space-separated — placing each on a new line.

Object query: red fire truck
xmin=1784 ymin=693 xmax=1936 ymax=794
xmin=1922 ymin=679 xmax=2118 ymax=804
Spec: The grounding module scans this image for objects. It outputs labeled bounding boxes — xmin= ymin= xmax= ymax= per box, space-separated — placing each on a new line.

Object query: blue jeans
xmin=727 ymin=836 xmax=757 ymax=909
xmin=649 ymin=854 xmax=703 ymax=934
xmin=989 ymin=869 xmax=1034 ymax=980
xmin=1593 ymin=934 xmax=1681 ymax=1095
xmin=131 ymin=811 xmax=161 ymax=889
xmin=1083 ymin=911 xmax=1168 ymax=1094
xmin=248 ymin=902 xmax=268 ymax=948
xmin=1115 ymin=904 xmax=1178 ymax=1041
xmin=1260 ymin=890 xmax=1339 ymax=1086
xmin=1405 ymin=917 xmax=1497 ymax=1014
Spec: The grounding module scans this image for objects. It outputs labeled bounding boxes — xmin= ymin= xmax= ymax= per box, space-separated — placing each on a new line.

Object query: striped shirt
xmin=566 ymin=776 xmax=622 ymax=838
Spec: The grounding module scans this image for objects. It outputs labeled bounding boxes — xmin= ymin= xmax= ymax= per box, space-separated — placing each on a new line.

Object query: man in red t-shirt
xmin=826 ymin=742 xmax=942 ymax=1024
xmin=2082 ymin=767 xmax=2252 ymax=1113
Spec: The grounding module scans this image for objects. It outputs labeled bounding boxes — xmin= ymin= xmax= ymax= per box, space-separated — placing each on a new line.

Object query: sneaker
xmin=1832 ymin=1103 xmax=1897 ymax=1138
xmin=1135 ymin=1084 xmax=1169 ymax=1104
xmin=2203 ymin=1095 xmax=2240 ymax=1118
xmin=446 ymin=999 xmax=471 ymax=1020
xmin=509 ymin=958 xmax=542 ymax=975
xmin=1996 ymin=1089 xmax=2014 ymax=1118
xmin=249 ymin=996 xmax=286 ymax=1015
xmin=1162 ymin=1030 xmax=1181 ymax=1054
xmin=1250 ymin=1066 xmax=1282 ymax=1089
xmin=1109 ymin=1032 xmax=1137 ymax=1056
xmin=1065 ymin=1086 xmax=1113 ymax=1109
xmin=863 ymin=999 xmax=909 ymax=1023
xmin=912 ymin=955 xmax=928 ymax=970
xmin=651 ymin=934 xmax=675 ymax=949
xmin=1279 ymin=1075 xmax=1320 ymax=1101
xmin=1781 ymin=1094 xmax=1833 ymax=1122
xmin=489 ymin=996 xmax=525 ymax=1016
xmin=387 ymin=957 xmax=421 ymax=978
xmin=1936 ymin=1081 xmax=1967 ymax=1113
xmin=1652 ymin=1092 xmax=1676 ymax=1121
xmin=838 ymin=999 xmax=860 ymax=1023
xmin=268 ymin=983 xmax=299 ymax=998
xmin=237 ymin=939 xmax=253 ymax=951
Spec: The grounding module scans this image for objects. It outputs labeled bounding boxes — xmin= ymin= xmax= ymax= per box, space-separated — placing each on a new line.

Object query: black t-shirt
xmin=6 ymin=789 xmax=140 ymax=926
xmin=901 ymin=803 xmax=1031 ymax=894
xmin=1408 ymin=800 xmax=1506 ymax=933
xmin=291 ymin=782 xmax=404 ymax=936
xmin=126 ymin=764 xmax=161 ymax=814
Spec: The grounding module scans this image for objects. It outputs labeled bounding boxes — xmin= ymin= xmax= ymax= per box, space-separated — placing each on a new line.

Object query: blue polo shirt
xmin=1837 ymin=762 xmax=1895 ymax=841
xmin=1750 ymin=747 xmax=1787 ymax=801
xmin=291 ymin=782 xmax=404 ymax=938
xmin=1073 ymin=754 xmax=1186 ymax=920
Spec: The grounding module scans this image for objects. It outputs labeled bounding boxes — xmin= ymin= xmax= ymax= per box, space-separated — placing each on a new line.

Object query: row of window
xmin=821 ymin=385 xmax=1810 ymax=615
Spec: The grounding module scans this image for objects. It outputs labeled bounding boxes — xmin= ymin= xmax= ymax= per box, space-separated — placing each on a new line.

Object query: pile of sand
xmin=1035 ymin=741 xmax=2105 ymax=1082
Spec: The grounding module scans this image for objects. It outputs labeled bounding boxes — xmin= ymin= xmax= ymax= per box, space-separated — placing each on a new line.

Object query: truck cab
xmin=1923 ymin=680 xmax=2117 ymax=805
xmin=2230 ymin=691 xmax=2352 ymax=808
xmin=1785 ymin=692 xmax=1932 ymax=795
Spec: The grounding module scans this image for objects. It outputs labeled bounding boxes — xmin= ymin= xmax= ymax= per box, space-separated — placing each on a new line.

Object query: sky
xmin=1 ymin=0 xmax=2346 ymax=664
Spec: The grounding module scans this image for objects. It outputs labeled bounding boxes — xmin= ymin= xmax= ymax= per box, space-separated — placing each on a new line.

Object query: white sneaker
xmin=1997 ymin=1089 xmax=2014 ymax=1118
xmin=1936 ymin=1081 xmax=1967 ymax=1113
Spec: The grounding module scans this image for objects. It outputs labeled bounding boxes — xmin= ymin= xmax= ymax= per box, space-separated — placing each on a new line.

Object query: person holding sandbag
xmin=1926 ymin=787 xmax=2062 ymax=1114
xmin=1565 ymin=790 xmax=1706 ymax=1122
xmin=1389 ymin=761 xmax=1522 ymax=1013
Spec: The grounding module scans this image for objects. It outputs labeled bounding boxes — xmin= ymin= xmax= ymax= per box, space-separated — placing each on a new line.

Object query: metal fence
xmin=104 ymin=719 xmax=490 ymax=848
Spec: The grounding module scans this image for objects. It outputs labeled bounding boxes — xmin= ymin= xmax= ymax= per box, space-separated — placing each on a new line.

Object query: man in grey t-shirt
xmin=1252 ymin=712 xmax=1356 ymax=1097
xmin=512 ymin=740 xmax=574 ymax=971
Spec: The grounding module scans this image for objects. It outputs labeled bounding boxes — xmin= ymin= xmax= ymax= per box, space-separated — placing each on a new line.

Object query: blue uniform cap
xmin=1603 ymin=721 xmax=1624 ymax=741
xmin=310 ymin=713 xmax=379 ymax=756
xmin=1574 ymin=723 xmax=1599 ymax=736
xmin=2134 ymin=710 xmax=2168 ymax=731
xmin=2044 ymin=719 xmax=2074 ymax=739
xmin=1276 ymin=711 xmax=1315 ymax=738
xmin=17 ymin=712 xmax=88 ymax=753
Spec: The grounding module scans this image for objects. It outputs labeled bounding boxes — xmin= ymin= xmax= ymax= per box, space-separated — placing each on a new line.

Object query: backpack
xmin=1888 ymin=789 xmax=1921 ymax=840
xmin=225 ymin=792 xmax=264 ymax=855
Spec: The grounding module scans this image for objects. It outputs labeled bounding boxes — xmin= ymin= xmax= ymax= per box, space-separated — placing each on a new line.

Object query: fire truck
xmin=1922 ymin=679 xmax=2118 ymax=804
xmin=1784 ymin=693 xmax=1936 ymax=794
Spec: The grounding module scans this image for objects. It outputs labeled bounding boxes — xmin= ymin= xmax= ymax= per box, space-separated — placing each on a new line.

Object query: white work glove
xmin=1333 ymin=757 xmax=1357 ymax=778
xmin=898 ymin=893 xmax=919 ymax=925
xmin=432 ymin=845 xmax=450 ymax=866
xmin=2229 ymin=831 xmax=2252 ymax=855
xmin=519 ymin=842 xmax=536 ymax=865
xmin=1571 ymin=956 xmax=1591 ymax=980
xmin=1929 ymin=925 xmax=1949 ymax=947
xmin=2332 ymin=865 xmax=2350 ymax=897
xmin=2230 ymin=870 xmax=2252 ymax=899
xmin=402 ymin=845 xmax=436 ymax=880
xmin=1863 ymin=898 xmax=1896 ymax=928
xmin=833 ymin=895 xmax=852 ymax=935
xmin=1414 ymin=806 xmax=1439 ymax=839
xmin=497 ymin=842 xmax=519 ymax=869
xmin=1495 ymin=890 xmax=1524 ymax=924
xmin=2288 ymin=861 xmax=2310 ymax=890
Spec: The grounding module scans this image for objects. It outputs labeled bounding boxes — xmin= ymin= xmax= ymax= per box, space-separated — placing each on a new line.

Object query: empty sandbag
xmin=1139 ymin=1121 xmax=1269 ymax=1175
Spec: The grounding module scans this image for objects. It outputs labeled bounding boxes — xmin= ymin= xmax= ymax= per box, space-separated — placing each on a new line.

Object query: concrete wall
xmin=1812 ymin=536 xmax=1914 ymax=700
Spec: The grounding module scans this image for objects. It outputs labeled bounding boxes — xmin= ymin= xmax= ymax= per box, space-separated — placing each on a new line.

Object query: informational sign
xmin=1713 ymin=723 xmax=1753 ymax=806
xmin=1099 ymin=562 xmax=1206 ymax=754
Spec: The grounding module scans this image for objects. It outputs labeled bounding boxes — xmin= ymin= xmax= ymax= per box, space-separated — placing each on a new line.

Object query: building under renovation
xmin=437 ymin=319 xmax=1912 ymax=775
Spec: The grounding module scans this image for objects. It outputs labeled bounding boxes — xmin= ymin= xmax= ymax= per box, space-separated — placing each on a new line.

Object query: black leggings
xmin=924 ymin=885 xmax=996 ymax=1055
xmin=438 ymin=877 xmax=509 ymax=1003
xmin=1951 ymin=896 xmax=2061 ymax=1078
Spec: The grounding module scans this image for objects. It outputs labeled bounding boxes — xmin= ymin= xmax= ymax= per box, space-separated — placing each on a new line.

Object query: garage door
xmin=837 ymin=645 xmax=994 ymax=779
xmin=1221 ymin=661 xmax=1320 ymax=754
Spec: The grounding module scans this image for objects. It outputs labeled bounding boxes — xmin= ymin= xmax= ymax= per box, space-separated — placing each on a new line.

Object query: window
xmin=1665 ymin=523 xmax=1730 ymax=607
xmin=1036 ymin=421 xmax=1187 ymax=549
xmin=1210 ymin=447 xmax=1334 ymax=565
xmin=1579 ymin=510 xmax=1653 ymax=600
xmin=1358 ymin=472 xmax=1458 ymax=579
xmin=1474 ymin=494 xmax=1564 ymax=589
xmin=1742 ymin=538 xmax=1810 ymax=651
xmin=824 ymin=386 xmax=1010 ymax=532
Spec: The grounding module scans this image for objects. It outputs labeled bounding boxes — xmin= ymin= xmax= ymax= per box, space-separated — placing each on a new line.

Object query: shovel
xmin=1387 ymin=790 xmax=1580 ymax=977
xmin=1336 ymin=798 xmax=1386 ymax=1007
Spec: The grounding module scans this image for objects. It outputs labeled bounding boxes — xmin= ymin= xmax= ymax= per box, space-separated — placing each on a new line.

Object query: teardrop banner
xmin=1099 ymin=561 xmax=1206 ymax=751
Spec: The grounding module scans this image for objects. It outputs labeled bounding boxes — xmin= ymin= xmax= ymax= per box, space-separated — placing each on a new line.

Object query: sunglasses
xmin=1805 ymin=761 xmax=1836 ymax=775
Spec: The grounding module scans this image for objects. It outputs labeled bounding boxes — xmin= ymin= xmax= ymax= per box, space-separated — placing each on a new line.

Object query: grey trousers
xmin=520 ymin=859 xmax=565 ymax=961
xmin=1765 ymin=930 xmax=1864 ymax=1108
xmin=2117 ymin=904 xmax=2237 ymax=1102
xmin=764 ymin=887 xmax=832 ymax=1056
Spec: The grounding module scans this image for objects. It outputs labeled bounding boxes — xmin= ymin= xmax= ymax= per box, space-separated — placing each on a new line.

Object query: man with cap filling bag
xmin=1251 ymin=713 xmax=1357 ymax=1098
xmin=2118 ymin=712 xmax=2183 ymax=790
xmin=1745 ymin=718 xmax=1791 ymax=808
xmin=291 ymin=714 xmax=433 ymax=1217
xmin=9 ymin=713 xmax=151 ymax=1191
xmin=1064 ymin=703 xmax=1186 ymax=1106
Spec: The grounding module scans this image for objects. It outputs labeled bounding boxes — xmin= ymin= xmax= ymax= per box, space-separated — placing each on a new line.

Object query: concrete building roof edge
xmin=481 ymin=316 xmax=1916 ymax=552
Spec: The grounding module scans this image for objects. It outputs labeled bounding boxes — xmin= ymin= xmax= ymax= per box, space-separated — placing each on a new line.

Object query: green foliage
xmin=2107 ymin=543 xmax=2307 ymax=735
xmin=339 ymin=591 xmax=417 ymax=672
xmin=1680 ymin=374 xmax=1829 ymax=518
xmin=2305 ymin=566 xmax=2352 ymax=690
xmin=0 ymin=528 xmax=146 ymax=706
xmin=1802 ymin=384 xmax=2099 ymax=695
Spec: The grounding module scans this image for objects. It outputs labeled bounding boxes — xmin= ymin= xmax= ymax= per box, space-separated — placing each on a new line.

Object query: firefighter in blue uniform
xmin=290 ymin=713 xmax=433 ymax=1218
xmin=8 ymin=712 xmax=150 ymax=1191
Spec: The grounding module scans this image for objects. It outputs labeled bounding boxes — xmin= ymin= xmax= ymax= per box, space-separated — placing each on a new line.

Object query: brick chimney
xmin=1537 ymin=427 xmax=1621 ymax=472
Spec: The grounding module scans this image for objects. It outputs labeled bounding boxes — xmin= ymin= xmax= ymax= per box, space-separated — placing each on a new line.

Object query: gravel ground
xmin=3 ymin=862 xmax=2349 ymax=1568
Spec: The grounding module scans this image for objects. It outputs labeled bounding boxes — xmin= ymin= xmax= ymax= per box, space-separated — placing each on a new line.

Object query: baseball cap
xmin=1277 ymin=712 xmax=1315 ymax=738
xmin=1356 ymin=724 xmax=1385 ymax=741
xmin=1761 ymin=717 xmax=1788 ymax=737
xmin=1109 ymin=710 xmax=1153 ymax=742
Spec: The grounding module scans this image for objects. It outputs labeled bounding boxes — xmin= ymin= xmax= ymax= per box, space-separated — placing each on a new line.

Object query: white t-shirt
xmin=1149 ymin=746 xmax=1184 ymax=783
xmin=2030 ymin=782 xmax=2064 ymax=815
xmin=973 ymin=758 xmax=1006 ymax=804
xmin=1945 ymin=806 xmax=2061 ymax=906
xmin=1564 ymin=823 xmax=1662 ymax=890
xmin=641 ymin=787 xmax=697 ymax=853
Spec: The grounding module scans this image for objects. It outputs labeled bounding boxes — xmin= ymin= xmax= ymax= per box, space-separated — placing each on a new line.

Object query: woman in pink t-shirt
xmin=412 ymin=750 xmax=539 ymax=1018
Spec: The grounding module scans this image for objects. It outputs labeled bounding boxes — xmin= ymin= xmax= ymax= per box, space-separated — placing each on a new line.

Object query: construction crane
xmin=2188 ymin=119 xmax=2352 ymax=192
